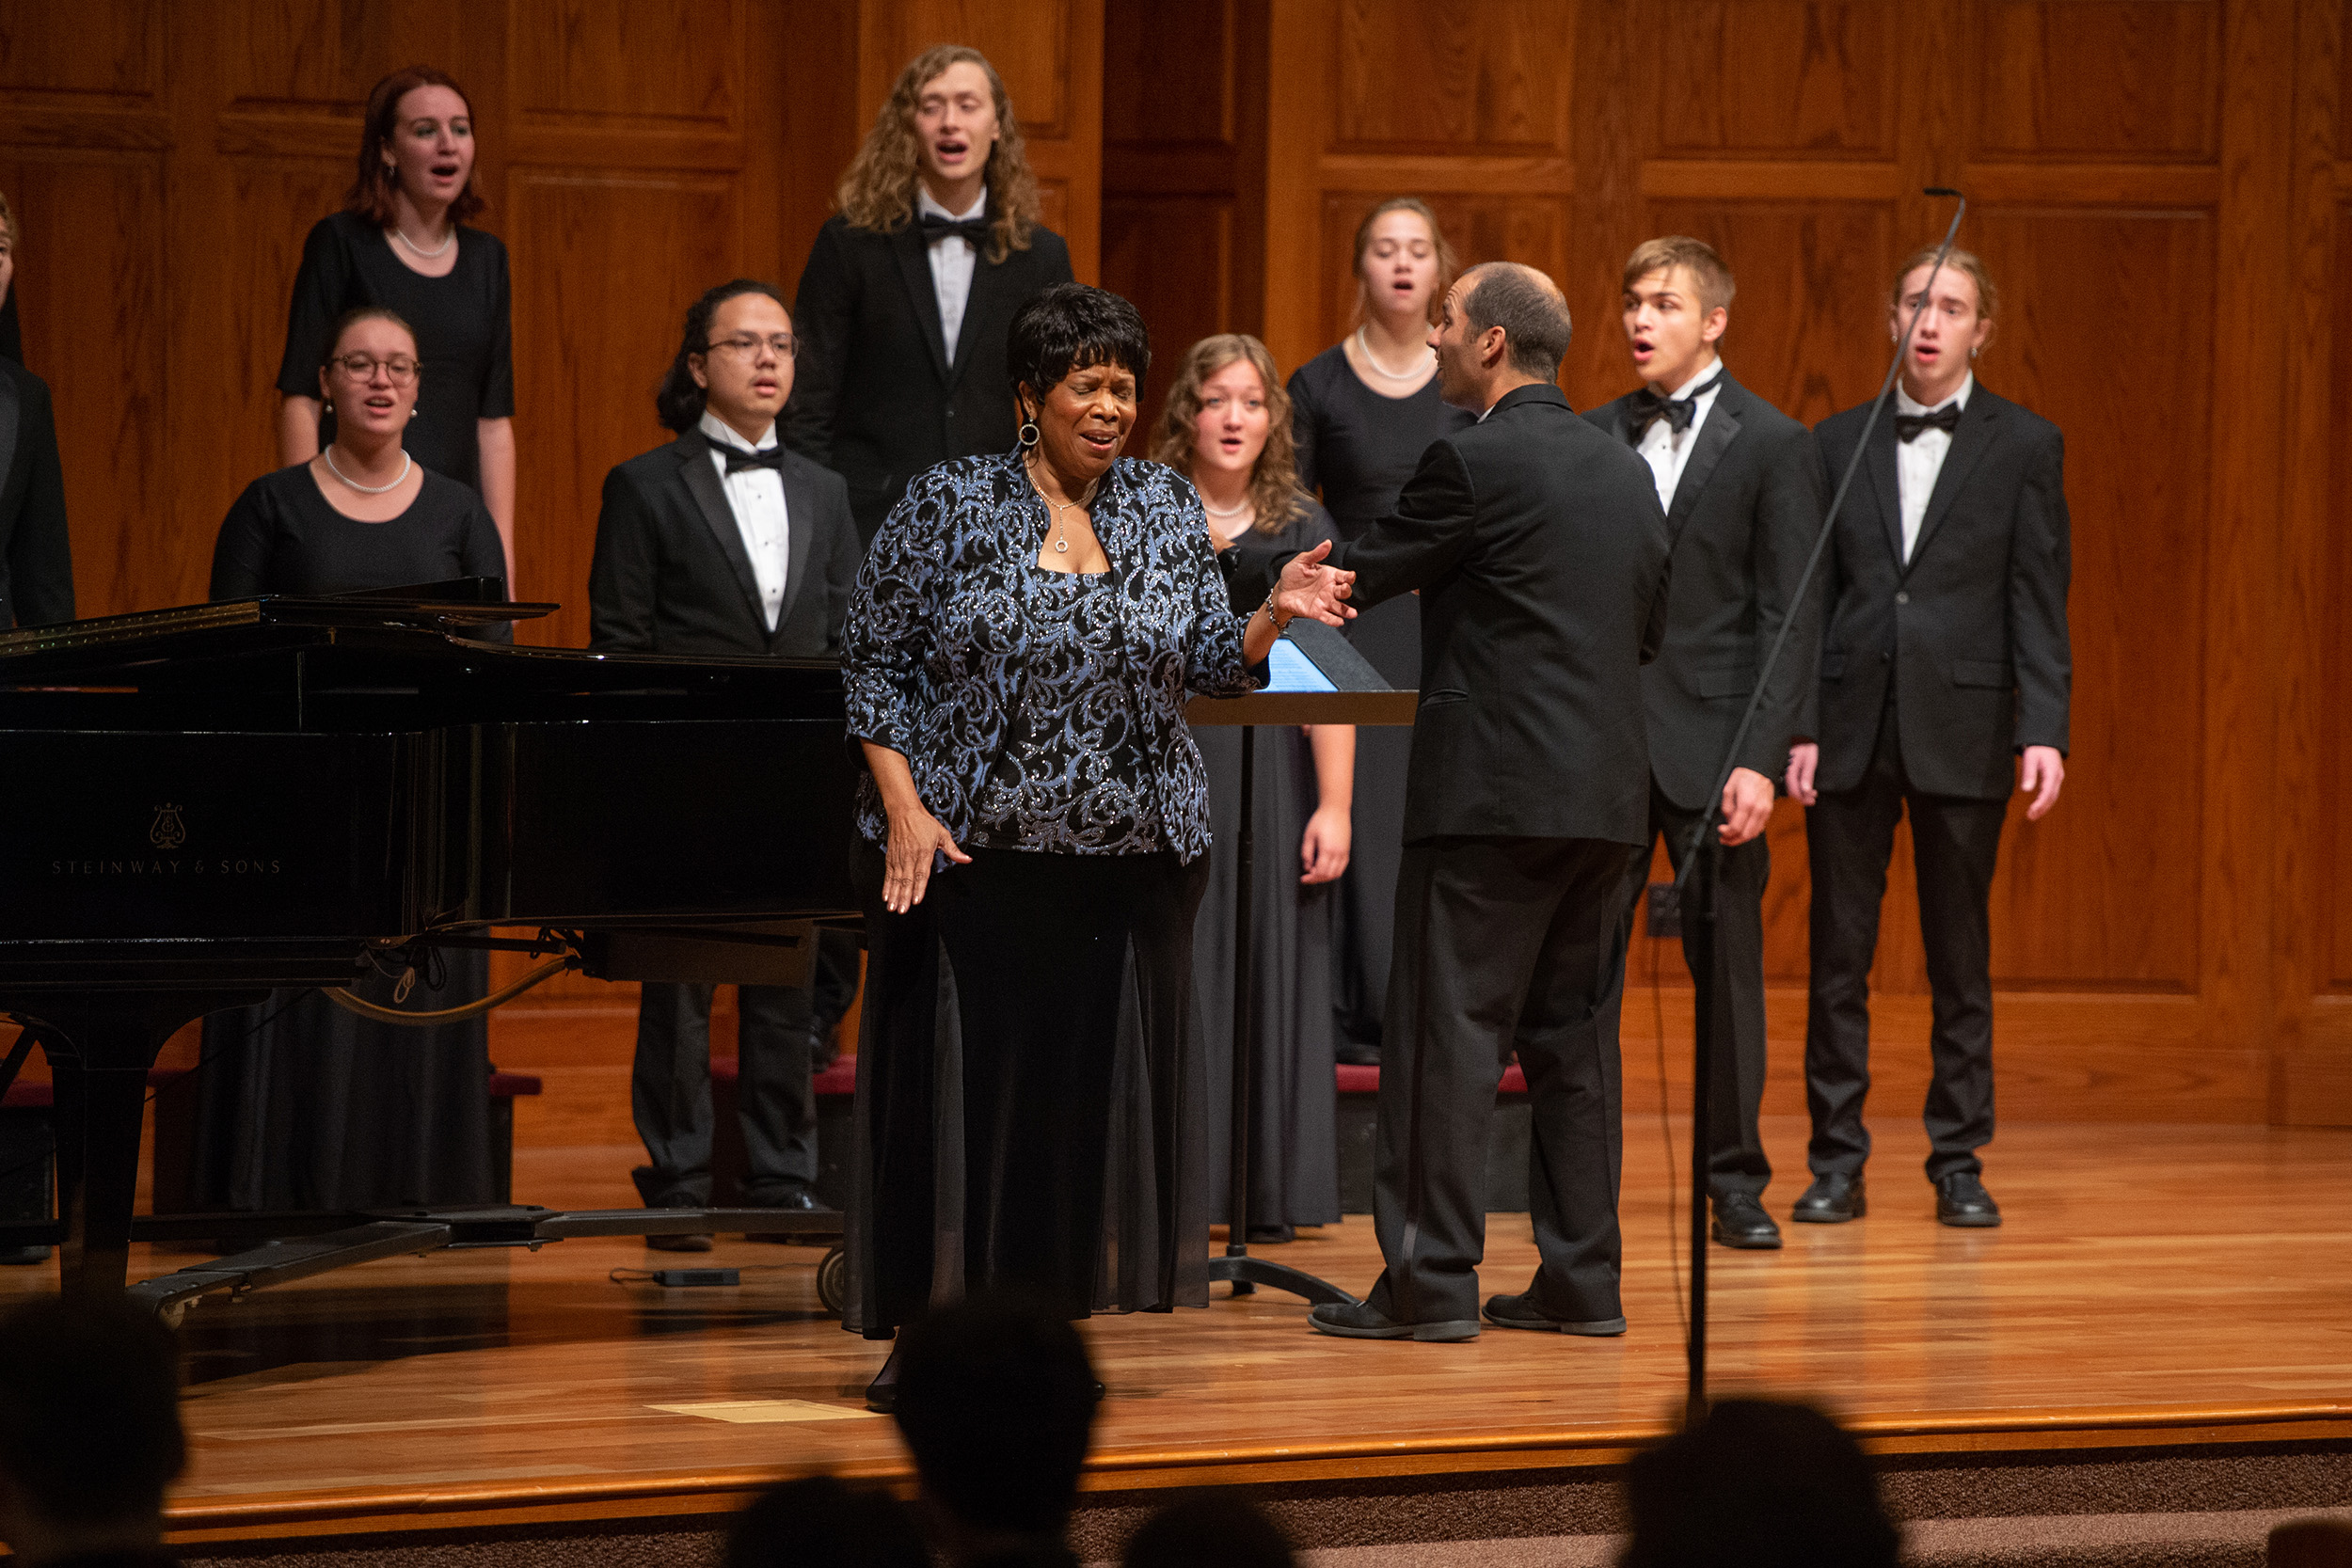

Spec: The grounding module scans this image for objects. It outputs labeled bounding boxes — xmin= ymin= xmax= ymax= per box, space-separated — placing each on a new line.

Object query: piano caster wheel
xmin=816 ymin=1243 xmax=848 ymax=1318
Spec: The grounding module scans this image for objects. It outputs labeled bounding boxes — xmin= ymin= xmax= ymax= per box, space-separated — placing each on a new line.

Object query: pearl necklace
xmin=1356 ymin=324 xmax=1434 ymax=381
xmin=324 ymin=446 xmax=413 ymax=495
xmin=392 ymin=223 xmax=455 ymax=258
xmin=1200 ymin=494 xmax=1251 ymax=518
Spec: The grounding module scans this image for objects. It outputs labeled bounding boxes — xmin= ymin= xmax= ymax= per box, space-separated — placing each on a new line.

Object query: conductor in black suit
xmin=784 ymin=44 xmax=1074 ymax=544
xmin=0 ymin=195 xmax=71 ymax=631
xmin=1580 ymin=237 xmax=1821 ymax=1252
xmin=590 ymin=278 xmax=862 ymax=1245
xmin=1787 ymin=248 xmax=2070 ymax=1229
xmin=1306 ymin=263 xmax=1672 ymax=1342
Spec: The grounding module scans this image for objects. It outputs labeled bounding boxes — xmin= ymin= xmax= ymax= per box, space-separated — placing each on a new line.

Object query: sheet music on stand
xmin=1186 ymin=619 xmax=1413 ymax=1306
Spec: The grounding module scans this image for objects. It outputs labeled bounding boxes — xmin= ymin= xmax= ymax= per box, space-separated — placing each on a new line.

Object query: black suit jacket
xmin=783 ymin=213 xmax=1074 ymax=542
xmin=588 ymin=428 xmax=860 ymax=658
xmin=0 ymin=356 xmax=72 ymax=629
xmin=1808 ymin=385 xmax=2071 ymax=800
xmin=1586 ymin=372 xmax=1823 ymax=810
xmin=1324 ymin=383 xmax=1672 ymax=847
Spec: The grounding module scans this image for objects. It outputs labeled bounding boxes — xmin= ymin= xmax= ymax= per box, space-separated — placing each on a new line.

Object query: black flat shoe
xmin=1791 ymin=1172 xmax=1866 ymax=1224
xmin=1935 ymin=1172 xmax=2002 ymax=1227
xmin=1309 ymin=1299 xmax=1479 ymax=1341
xmin=1481 ymin=1292 xmax=1627 ymax=1336
xmin=1709 ymin=1193 xmax=1783 ymax=1249
xmin=865 ymin=1344 xmax=903 ymax=1413
xmin=646 ymin=1231 xmax=714 ymax=1252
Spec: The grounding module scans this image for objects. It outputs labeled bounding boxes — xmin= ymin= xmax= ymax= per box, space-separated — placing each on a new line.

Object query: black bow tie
xmin=1625 ymin=369 xmax=1724 ymax=443
xmin=1896 ymin=403 xmax=1963 ymax=442
xmin=723 ymin=444 xmax=787 ymax=475
xmin=918 ymin=212 xmax=992 ymax=247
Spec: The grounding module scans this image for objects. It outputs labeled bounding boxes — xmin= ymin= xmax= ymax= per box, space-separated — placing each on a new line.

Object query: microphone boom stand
xmin=1667 ymin=188 xmax=1968 ymax=1427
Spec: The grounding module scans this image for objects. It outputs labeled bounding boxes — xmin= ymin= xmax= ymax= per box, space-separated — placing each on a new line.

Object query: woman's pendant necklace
xmin=1026 ymin=454 xmax=1095 ymax=557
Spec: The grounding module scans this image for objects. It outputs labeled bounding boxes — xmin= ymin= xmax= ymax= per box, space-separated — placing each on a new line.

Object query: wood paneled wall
xmin=0 ymin=0 xmax=1101 ymax=1104
xmin=1103 ymin=0 xmax=2346 ymax=1127
xmin=6 ymin=2 xmax=2343 ymax=1130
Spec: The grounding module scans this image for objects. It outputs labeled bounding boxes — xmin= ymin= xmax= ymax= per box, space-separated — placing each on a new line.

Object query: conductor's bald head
xmin=1460 ymin=262 xmax=1573 ymax=381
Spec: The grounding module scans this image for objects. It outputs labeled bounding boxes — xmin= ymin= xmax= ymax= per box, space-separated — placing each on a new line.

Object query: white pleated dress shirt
xmin=698 ymin=410 xmax=790 ymax=632
xmin=1633 ymin=357 xmax=1724 ymax=513
xmin=915 ymin=186 xmax=986 ymax=365
xmin=1893 ymin=372 xmax=1973 ymax=564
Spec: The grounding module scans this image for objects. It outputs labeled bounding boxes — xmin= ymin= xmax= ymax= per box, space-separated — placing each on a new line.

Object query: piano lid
xmin=0 ymin=578 xmax=556 ymax=664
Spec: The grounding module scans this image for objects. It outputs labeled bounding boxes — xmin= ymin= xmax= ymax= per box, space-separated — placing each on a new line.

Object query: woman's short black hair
xmin=656 ymin=278 xmax=787 ymax=434
xmin=1006 ymin=281 xmax=1151 ymax=410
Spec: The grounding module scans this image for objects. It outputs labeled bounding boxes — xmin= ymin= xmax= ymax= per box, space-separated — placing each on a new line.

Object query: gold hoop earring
xmin=1019 ymin=420 xmax=1041 ymax=449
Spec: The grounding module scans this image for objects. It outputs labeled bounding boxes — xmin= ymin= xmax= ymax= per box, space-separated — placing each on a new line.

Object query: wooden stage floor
xmin=8 ymin=1115 xmax=2348 ymax=1546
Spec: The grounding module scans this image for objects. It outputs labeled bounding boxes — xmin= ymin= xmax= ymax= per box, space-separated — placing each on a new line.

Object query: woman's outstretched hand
xmin=1276 ymin=539 xmax=1356 ymax=627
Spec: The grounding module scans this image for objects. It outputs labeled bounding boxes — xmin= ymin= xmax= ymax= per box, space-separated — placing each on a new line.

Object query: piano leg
xmin=22 ymin=992 xmax=261 ymax=1297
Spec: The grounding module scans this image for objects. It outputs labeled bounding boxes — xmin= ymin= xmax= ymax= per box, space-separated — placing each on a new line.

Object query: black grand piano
xmin=0 ymin=581 xmax=858 ymax=1312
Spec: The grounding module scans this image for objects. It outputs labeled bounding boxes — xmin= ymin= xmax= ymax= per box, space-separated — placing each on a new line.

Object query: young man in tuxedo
xmin=590 ymin=279 xmax=862 ymax=1248
xmin=785 ymin=45 xmax=1073 ymax=545
xmin=1787 ymin=249 xmax=2070 ymax=1228
xmin=1580 ymin=237 xmax=1822 ymax=1251
xmin=1305 ymin=263 xmax=1671 ymax=1342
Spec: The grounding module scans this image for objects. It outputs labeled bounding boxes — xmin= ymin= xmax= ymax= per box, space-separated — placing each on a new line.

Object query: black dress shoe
xmin=1246 ymin=1223 xmax=1295 ymax=1244
xmin=1935 ymin=1172 xmax=2002 ymax=1227
xmin=1791 ymin=1172 xmax=1866 ymax=1224
xmin=1309 ymin=1299 xmax=1479 ymax=1341
xmin=1482 ymin=1292 xmax=1627 ymax=1336
xmin=1334 ymin=1040 xmax=1381 ymax=1067
xmin=0 ymin=1245 xmax=51 ymax=1267
xmin=1709 ymin=1193 xmax=1783 ymax=1250
xmin=646 ymin=1230 xmax=714 ymax=1252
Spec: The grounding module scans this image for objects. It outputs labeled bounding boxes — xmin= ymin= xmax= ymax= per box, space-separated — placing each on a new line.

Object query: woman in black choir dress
xmin=277 ymin=66 xmax=516 ymax=583
xmin=1152 ymin=335 xmax=1351 ymax=1243
xmin=841 ymin=286 xmax=1354 ymax=1409
xmin=1287 ymin=197 xmax=1473 ymax=1069
xmin=191 ymin=308 xmax=508 ymax=1213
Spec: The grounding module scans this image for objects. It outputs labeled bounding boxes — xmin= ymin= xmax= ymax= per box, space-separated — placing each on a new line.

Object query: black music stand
xmin=1185 ymin=621 xmax=1415 ymax=1305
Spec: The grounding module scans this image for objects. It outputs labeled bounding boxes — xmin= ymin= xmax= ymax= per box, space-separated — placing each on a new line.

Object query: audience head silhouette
xmin=892 ymin=1293 xmax=1097 ymax=1566
xmin=724 ymin=1474 xmax=927 ymax=1568
xmin=0 ymin=1297 xmax=184 ymax=1567
xmin=1624 ymin=1400 xmax=1898 ymax=1568
xmin=1121 ymin=1494 xmax=1295 ymax=1568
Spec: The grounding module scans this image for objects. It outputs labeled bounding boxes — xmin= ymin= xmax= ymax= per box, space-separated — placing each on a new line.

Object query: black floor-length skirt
xmin=846 ymin=842 xmax=1212 ymax=1335
xmin=187 ymin=951 xmax=495 ymax=1212
xmin=1189 ymin=722 xmax=1341 ymax=1231
xmin=1331 ymin=594 xmax=1417 ymax=1055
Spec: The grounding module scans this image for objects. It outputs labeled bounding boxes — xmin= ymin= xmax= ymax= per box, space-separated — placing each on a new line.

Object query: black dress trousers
xmin=1595 ymin=781 xmax=1774 ymax=1202
xmin=631 ymin=982 xmax=818 ymax=1206
xmin=1804 ymin=704 xmax=2009 ymax=1182
xmin=1370 ymin=835 xmax=1632 ymax=1327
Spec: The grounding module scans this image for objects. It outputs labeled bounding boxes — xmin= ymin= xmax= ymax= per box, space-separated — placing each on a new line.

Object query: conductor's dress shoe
xmin=1791 ymin=1172 xmax=1866 ymax=1224
xmin=1481 ymin=1293 xmax=1628 ymax=1336
xmin=1709 ymin=1193 xmax=1784 ymax=1250
xmin=1934 ymin=1172 xmax=2002 ymax=1227
xmin=1309 ymin=1300 xmax=1480 ymax=1342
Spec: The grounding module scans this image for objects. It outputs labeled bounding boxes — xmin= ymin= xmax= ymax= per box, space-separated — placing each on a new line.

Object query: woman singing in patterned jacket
xmin=840 ymin=283 xmax=1354 ymax=1410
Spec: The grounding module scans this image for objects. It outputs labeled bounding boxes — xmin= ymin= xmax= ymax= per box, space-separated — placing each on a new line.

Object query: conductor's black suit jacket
xmin=1585 ymin=372 xmax=1822 ymax=809
xmin=784 ymin=214 xmax=1074 ymax=541
xmin=1807 ymin=387 xmax=2071 ymax=800
xmin=0 ymin=356 xmax=72 ymax=629
xmin=587 ymin=427 xmax=860 ymax=657
xmin=1325 ymin=383 xmax=1673 ymax=847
